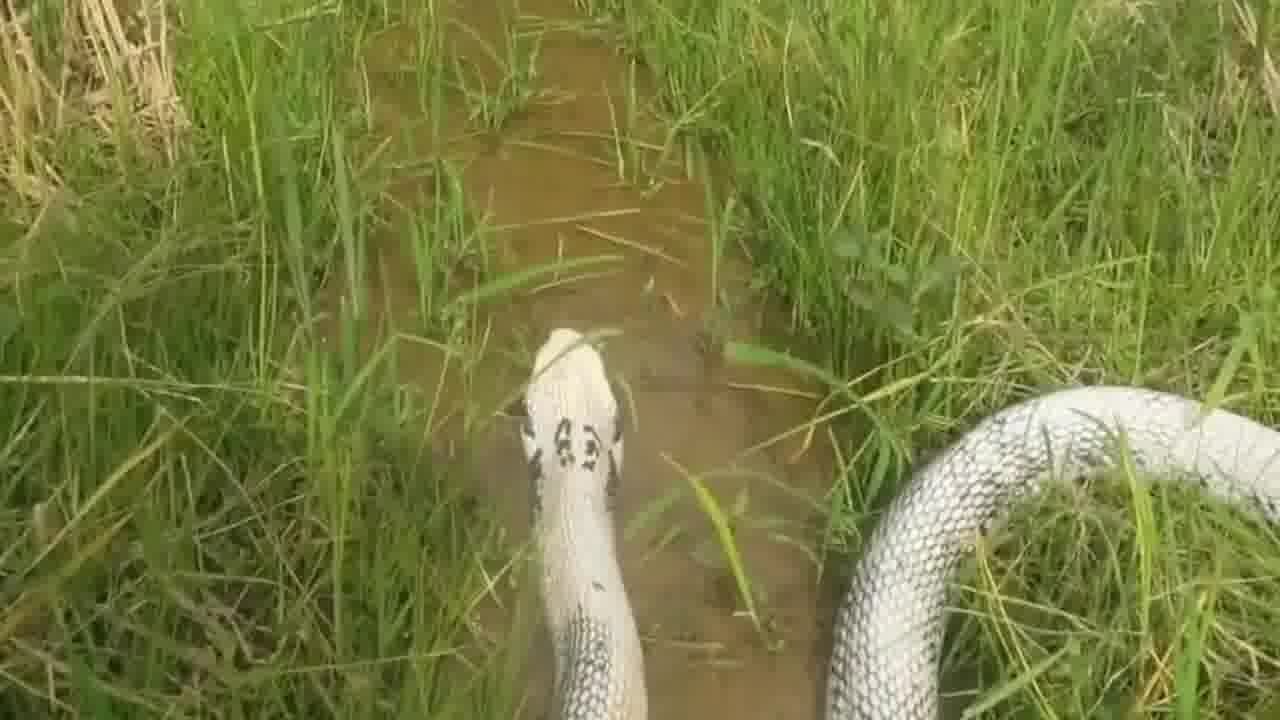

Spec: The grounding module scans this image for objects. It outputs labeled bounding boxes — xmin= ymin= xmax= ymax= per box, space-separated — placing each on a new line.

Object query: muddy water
xmin=347 ymin=1 xmax=845 ymax=717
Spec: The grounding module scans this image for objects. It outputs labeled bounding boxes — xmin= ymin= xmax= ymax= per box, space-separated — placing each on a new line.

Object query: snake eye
xmin=506 ymin=395 xmax=536 ymax=442
xmin=505 ymin=394 xmax=527 ymax=420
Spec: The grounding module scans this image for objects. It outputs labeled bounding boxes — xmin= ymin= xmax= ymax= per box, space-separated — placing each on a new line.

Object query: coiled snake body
xmin=521 ymin=328 xmax=1280 ymax=720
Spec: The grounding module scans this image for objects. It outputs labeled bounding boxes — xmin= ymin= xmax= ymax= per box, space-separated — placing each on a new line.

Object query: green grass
xmin=7 ymin=0 xmax=1280 ymax=718
xmin=1 ymin=1 xmax=529 ymax=717
xmin=582 ymin=0 xmax=1280 ymax=716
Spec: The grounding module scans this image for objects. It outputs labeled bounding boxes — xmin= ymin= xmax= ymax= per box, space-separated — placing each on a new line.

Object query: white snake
xmin=520 ymin=327 xmax=1280 ymax=720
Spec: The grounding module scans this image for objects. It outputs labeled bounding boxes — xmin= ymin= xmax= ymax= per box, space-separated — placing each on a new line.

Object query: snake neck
xmin=535 ymin=479 xmax=647 ymax=720
xmin=536 ymin=487 xmax=633 ymax=628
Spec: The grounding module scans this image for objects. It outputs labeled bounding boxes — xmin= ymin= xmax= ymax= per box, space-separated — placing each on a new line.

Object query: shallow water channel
xmin=339 ymin=1 xmax=848 ymax=717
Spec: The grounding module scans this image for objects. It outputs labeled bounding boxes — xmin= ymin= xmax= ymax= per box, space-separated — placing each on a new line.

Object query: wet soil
xmin=341 ymin=1 xmax=846 ymax=717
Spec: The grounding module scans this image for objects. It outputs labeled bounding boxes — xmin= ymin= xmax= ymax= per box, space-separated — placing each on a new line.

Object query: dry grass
xmin=1 ymin=0 xmax=187 ymax=213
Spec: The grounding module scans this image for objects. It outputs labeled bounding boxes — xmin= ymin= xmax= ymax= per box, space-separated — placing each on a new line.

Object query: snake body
xmin=523 ymin=329 xmax=645 ymax=720
xmin=825 ymin=384 xmax=1280 ymax=720
xmin=520 ymin=328 xmax=1280 ymax=720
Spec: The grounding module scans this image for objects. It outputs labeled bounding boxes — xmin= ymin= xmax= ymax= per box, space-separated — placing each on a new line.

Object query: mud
xmin=342 ymin=1 xmax=846 ymax=717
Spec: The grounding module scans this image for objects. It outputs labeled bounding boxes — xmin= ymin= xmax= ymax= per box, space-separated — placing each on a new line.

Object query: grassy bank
xmin=7 ymin=0 xmax=1280 ymax=717
xmin=1 ymin=1 xmax=524 ymax=717
xmin=586 ymin=0 xmax=1280 ymax=716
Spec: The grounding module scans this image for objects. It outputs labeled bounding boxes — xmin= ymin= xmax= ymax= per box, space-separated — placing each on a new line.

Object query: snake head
xmin=522 ymin=328 xmax=625 ymax=514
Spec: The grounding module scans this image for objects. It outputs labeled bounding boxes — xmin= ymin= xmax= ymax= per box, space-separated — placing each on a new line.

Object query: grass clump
xmin=580 ymin=0 xmax=1280 ymax=715
xmin=0 ymin=1 xmax=524 ymax=718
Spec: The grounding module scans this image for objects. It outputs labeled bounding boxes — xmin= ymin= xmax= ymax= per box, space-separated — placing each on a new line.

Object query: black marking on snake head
xmin=613 ymin=404 xmax=625 ymax=444
xmin=520 ymin=401 xmax=535 ymax=440
xmin=605 ymin=452 xmax=620 ymax=511
xmin=580 ymin=424 xmax=603 ymax=472
xmin=528 ymin=447 xmax=544 ymax=515
xmin=592 ymin=580 xmax=604 ymax=592
xmin=554 ymin=418 xmax=575 ymax=468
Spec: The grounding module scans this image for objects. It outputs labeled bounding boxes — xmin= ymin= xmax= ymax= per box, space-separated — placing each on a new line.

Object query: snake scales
xmin=519 ymin=327 xmax=1280 ymax=720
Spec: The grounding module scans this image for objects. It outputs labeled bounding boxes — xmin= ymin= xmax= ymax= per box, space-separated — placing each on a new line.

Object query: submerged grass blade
xmin=661 ymin=452 xmax=775 ymax=648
